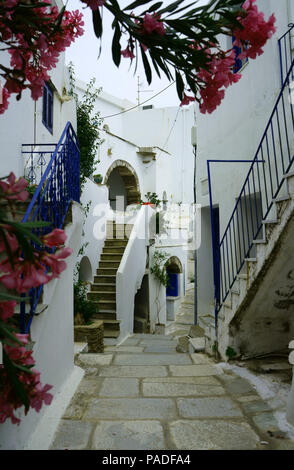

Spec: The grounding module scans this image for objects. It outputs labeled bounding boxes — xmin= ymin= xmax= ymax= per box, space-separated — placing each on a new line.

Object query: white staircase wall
xmin=116 ymin=205 xmax=151 ymax=341
xmin=78 ymin=178 xmax=110 ymax=283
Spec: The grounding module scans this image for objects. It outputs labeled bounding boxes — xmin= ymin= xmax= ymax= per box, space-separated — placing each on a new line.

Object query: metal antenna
xmin=137 ymin=76 xmax=153 ymax=106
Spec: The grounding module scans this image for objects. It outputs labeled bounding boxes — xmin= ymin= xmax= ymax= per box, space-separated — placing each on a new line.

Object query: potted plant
xmin=138 ymin=192 xmax=161 ymax=208
xmin=73 ymin=280 xmax=104 ymax=352
xmin=93 ymin=174 xmax=103 ymax=184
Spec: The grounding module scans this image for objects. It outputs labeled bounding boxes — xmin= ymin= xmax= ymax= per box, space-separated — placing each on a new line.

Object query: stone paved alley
xmin=50 ymin=333 xmax=294 ymax=451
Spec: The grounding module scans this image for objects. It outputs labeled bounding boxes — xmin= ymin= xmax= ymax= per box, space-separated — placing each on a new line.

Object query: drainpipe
xmin=191 ymin=124 xmax=197 ymax=325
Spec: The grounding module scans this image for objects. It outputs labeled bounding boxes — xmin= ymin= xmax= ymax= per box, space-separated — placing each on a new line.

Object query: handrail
xmin=211 ymin=26 xmax=294 ymax=322
xmin=20 ymin=122 xmax=80 ymax=333
xmin=278 ymin=23 xmax=294 ymax=87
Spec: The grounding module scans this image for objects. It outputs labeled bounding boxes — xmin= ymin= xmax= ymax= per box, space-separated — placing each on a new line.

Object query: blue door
xmin=166 ymin=272 xmax=179 ymax=297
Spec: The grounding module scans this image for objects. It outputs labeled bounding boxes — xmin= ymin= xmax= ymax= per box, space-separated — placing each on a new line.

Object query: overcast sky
xmin=65 ymin=0 xmax=208 ymax=109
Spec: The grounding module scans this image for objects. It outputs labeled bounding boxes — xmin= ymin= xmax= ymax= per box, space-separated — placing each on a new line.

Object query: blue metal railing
xmin=20 ymin=122 xmax=80 ymax=333
xmin=278 ymin=23 xmax=294 ymax=86
xmin=210 ymin=25 xmax=294 ymax=323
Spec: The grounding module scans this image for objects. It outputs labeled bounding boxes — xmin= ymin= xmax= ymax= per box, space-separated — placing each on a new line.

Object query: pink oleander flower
xmin=0 ymin=334 xmax=53 ymax=425
xmin=0 ymin=300 xmax=16 ymax=322
xmin=233 ymin=0 xmax=276 ymax=60
xmin=180 ymin=93 xmax=196 ymax=107
xmin=0 ymin=172 xmax=29 ymax=201
xmin=0 ymin=244 xmax=73 ymax=293
xmin=121 ymin=45 xmax=135 ymax=59
xmin=80 ymin=0 xmax=105 ymax=10
xmin=42 ymin=228 xmax=67 ymax=248
xmin=0 ymin=226 xmax=19 ymax=253
xmin=0 ymin=84 xmax=11 ymax=115
xmin=141 ymin=13 xmax=165 ymax=36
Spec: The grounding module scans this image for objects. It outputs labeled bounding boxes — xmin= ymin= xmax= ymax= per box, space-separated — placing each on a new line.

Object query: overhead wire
xmin=100 ymin=79 xmax=176 ymax=119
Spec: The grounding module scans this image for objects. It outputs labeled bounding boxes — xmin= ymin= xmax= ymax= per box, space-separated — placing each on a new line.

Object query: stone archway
xmin=166 ymin=256 xmax=183 ymax=274
xmin=104 ymin=160 xmax=141 ymax=209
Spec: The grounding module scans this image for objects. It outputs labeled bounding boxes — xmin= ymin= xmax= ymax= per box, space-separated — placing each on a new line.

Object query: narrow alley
xmin=50 ymin=333 xmax=294 ymax=451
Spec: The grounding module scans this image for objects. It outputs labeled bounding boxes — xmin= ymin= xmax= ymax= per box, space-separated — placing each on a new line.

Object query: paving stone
xmin=75 ymin=378 xmax=103 ymax=397
xmin=92 ymin=421 xmax=165 ymax=450
xmin=135 ymin=334 xmax=174 ymax=341
xmin=113 ymin=353 xmax=192 ymax=366
xmin=242 ymin=401 xmax=272 ymax=414
xmin=236 ymin=395 xmax=262 ymax=403
xmin=169 ymin=420 xmax=260 ymax=450
xmin=77 ymin=354 xmax=113 ymax=367
xmin=142 ymin=376 xmax=221 ymax=385
xmin=140 ymin=340 xmax=178 ymax=347
xmin=50 ymin=420 xmax=93 ymax=450
xmin=169 ymin=364 xmax=220 ymax=377
xmin=63 ymin=398 xmax=87 ymax=420
xmin=99 ymin=378 xmax=139 ymax=397
xmin=99 ymin=365 xmax=168 ymax=378
xmin=142 ymin=382 xmax=226 ymax=397
xmin=144 ymin=344 xmax=177 ymax=353
xmin=120 ymin=337 xmax=141 ymax=346
xmin=85 ymin=398 xmax=176 ymax=420
xmin=105 ymin=346 xmax=145 ymax=353
xmin=252 ymin=412 xmax=280 ymax=433
xmin=219 ymin=377 xmax=256 ymax=395
xmin=190 ymin=353 xmax=213 ymax=365
xmin=177 ymin=397 xmax=243 ymax=418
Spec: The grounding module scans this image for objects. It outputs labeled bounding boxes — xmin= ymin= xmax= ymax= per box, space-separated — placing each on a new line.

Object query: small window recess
xmin=42 ymin=82 xmax=53 ymax=134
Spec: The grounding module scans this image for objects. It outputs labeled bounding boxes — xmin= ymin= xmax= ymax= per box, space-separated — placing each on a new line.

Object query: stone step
xmin=97 ymin=300 xmax=116 ymax=311
xmin=88 ymin=291 xmax=116 ymax=302
xmin=96 ymin=268 xmax=118 ymax=276
xmin=100 ymin=319 xmax=120 ymax=331
xmin=91 ymin=283 xmax=116 ymax=292
xmin=104 ymin=329 xmax=120 ymax=338
xmin=189 ymin=337 xmax=205 ymax=353
xmin=103 ymin=247 xmax=126 ymax=254
xmin=94 ymin=275 xmax=116 ymax=284
xmin=93 ymin=310 xmax=117 ymax=321
xmin=104 ymin=238 xmax=128 ymax=246
xmin=99 ymin=261 xmax=121 ymax=269
xmin=101 ymin=253 xmax=123 ymax=261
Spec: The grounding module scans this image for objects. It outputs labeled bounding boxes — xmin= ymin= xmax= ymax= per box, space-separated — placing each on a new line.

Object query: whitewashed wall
xmin=0 ymin=55 xmax=76 ymax=179
xmin=196 ymin=0 xmax=292 ymax=319
xmin=78 ymin=178 xmax=110 ymax=282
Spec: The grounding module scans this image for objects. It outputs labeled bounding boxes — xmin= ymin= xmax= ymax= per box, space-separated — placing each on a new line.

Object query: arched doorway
xmin=104 ymin=160 xmax=141 ymax=211
xmin=166 ymin=255 xmax=183 ymax=297
xmin=166 ymin=256 xmax=184 ymax=322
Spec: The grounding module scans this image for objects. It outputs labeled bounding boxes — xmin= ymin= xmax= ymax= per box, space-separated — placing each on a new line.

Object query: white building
xmin=75 ymin=80 xmax=196 ymax=342
xmin=195 ymin=0 xmax=294 ymax=424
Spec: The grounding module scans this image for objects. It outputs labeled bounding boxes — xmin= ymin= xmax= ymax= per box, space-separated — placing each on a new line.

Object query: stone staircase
xmin=87 ymin=221 xmax=133 ymax=339
xmin=204 ymin=171 xmax=294 ymax=360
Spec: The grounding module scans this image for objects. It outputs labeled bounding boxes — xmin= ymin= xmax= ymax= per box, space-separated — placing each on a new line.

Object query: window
xmin=42 ymin=82 xmax=53 ymax=134
xmin=232 ymin=36 xmax=248 ymax=74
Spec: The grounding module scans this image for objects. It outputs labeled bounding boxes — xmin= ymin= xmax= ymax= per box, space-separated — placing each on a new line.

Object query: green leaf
xmin=123 ymin=0 xmax=151 ymax=11
xmin=141 ymin=46 xmax=152 ymax=85
xmin=0 ymin=323 xmax=23 ymax=346
xmin=3 ymin=350 xmax=30 ymax=412
xmin=0 ymin=292 xmax=27 ymax=301
xmin=92 ymin=9 xmax=103 ymax=38
xmin=147 ymin=2 xmax=163 ymax=13
xmin=112 ymin=23 xmax=121 ymax=67
xmin=175 ymin=70 xmax=184 ymax=100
